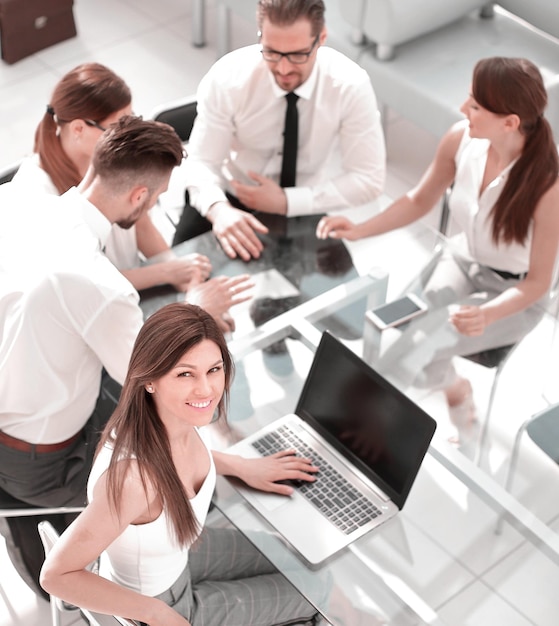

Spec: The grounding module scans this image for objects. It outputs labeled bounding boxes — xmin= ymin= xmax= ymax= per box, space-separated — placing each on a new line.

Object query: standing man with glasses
xmin=173 ymin=0 xmax=386 ymax=261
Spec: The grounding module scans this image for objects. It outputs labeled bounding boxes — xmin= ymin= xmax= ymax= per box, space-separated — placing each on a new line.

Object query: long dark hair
xmin=472 ymin=57 xmax=559 ymax=244
xmin=97 ymin=303 xmax=234 ymax=547
xmin=35 ymin=63 xmax=131 ymax=194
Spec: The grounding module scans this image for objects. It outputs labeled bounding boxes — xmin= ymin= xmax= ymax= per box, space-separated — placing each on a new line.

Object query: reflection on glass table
xmin=139 ymin=213 xmax=371 ymax=343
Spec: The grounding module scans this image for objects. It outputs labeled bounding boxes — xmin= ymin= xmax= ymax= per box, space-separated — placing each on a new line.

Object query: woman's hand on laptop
xmin=242 ymin=450 xmax=319 ymax=496
xmin=213 ymin=450 xmax=318 ymax=496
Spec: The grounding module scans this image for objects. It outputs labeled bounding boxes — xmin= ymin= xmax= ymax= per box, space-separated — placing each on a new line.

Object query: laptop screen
xmin=295 ymin=332 xmax=436 ymax=509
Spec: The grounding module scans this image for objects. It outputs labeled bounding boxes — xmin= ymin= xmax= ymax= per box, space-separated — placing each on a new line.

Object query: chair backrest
xmin=0 ymin=160 xmax=21 ymax=185
xmin=500 ymin=401 xmax=559 ymax=507
xmin=38 ymin=520 xmax=140 ymax=626
xmin=150 ymin=96 xmax=198 ymax=143
xmin=526 ymin=404 xmax=559 ymax=462
xmin=38 ymin=519 xmax=61 ymax=558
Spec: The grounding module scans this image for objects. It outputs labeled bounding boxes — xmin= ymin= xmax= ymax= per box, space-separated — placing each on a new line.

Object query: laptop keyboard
xmin=252 ymin=424 xmax=382 ymax=535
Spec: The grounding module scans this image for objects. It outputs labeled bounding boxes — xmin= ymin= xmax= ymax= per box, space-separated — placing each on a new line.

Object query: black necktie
xmin=280 ymin=92 xmax=299 ymax=188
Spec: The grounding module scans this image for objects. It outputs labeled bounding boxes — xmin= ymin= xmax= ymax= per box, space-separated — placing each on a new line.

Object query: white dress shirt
xmin=185 ymin=44 xmax=386 ymax=217
xmin=449 ymin=120 xmax=532 ymax=273
xmin=12 ymin=154 xmax=141 ymax=271
xmin=0 ymin=185 xmax=143 ymax=444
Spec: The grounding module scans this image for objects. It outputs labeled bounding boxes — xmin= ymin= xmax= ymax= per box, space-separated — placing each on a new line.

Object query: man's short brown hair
xmin=257 ymin=0 xmax=325 ymax=37
xmin=92 ymin=115 xmax=184 ymax=194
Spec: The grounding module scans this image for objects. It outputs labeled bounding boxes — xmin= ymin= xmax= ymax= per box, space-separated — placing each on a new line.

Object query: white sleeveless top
xmin=12 ymin=154 xmax=141 ymax=271
xmin=87 ymin=427 xmax=216 ymax=596
xmin=448 ymin=120 xmax=533 ymax=274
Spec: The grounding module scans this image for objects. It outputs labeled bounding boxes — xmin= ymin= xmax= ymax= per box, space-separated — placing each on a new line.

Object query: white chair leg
xmin=475 ymin=361 xmax=506 ymax=466
xmin=495 ymin=420 xmax=529 ymax=534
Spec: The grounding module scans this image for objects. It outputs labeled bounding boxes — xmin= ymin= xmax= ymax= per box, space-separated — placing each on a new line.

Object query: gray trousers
xmin=154 ymin=527 xmax=320 ymax=626
xmin=377 ymin=251 xmax=547 ymax=390
xmin=0 ymin=372 xmax=120 ymax=598
xmin=0 ymin=372 xmax=120 ymax=507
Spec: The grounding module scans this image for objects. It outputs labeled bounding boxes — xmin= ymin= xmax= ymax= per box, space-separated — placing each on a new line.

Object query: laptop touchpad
xmin=251 ymin=490 xmax=290 ymax=511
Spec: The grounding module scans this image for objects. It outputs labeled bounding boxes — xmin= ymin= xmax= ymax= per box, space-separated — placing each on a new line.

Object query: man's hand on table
xmin=207 ymin=202 xmax=268 ymax=261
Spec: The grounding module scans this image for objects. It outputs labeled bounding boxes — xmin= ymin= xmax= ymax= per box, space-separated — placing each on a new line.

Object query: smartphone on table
xmin=366 ymin=293 xmax=428 ymax=330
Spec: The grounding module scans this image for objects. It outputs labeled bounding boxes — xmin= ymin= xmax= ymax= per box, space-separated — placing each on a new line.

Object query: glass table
xmin=140 ymin=212 xmax=374 ymax=341
xmin=139 ymin=207 xmax=559 ymax=624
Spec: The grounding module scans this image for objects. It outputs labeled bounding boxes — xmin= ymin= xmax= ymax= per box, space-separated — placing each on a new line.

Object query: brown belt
xmin=0 ymin=429 xmax=82 ymax=454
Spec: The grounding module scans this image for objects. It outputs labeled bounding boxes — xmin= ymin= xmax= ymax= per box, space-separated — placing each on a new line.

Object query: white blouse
xmin=88 ymin=427 xmax=216 ymax=597
xmin=449 ymin=120 xmax=532 ymax=274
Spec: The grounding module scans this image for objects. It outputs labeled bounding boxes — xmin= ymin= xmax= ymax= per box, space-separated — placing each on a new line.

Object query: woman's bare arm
xmin=316 ymin=122 xmax=463 ymax=241
xmin=40 ymin=464 xmax=191 ymax=626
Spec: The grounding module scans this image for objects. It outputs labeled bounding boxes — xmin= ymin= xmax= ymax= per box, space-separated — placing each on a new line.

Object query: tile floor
xmin=1 ymin=0 xmax=559 ymax=624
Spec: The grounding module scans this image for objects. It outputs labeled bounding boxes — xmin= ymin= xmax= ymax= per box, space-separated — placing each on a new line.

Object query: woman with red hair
xmin=14 ymin=62 xmax=210 ymax=293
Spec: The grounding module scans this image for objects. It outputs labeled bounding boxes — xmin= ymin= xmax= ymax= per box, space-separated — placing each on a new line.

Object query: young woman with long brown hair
xmin=317 ymin=57 xmax=559 ymax=439
xmin=40 ymin=302 xmax=320 ymax=626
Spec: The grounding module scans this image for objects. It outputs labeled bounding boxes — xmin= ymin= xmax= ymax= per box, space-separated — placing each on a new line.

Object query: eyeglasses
xmin=84 ymin=119 xmax=108 ymax=132
xmin=261 ymin=34 xmax=319 ymax=64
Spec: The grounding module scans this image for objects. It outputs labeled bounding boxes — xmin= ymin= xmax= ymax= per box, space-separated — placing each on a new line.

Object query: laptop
xmin=225 ymin=331 xmax=437 ymax=566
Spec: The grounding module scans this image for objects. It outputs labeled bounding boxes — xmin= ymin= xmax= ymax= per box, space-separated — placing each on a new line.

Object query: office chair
xmin=0 ymin=159 xmax=21 ymax=184
xmin=149 ymin=96 xmax=198 ymax=230
xmin=495 ymin=402 xmax=559 ymax=534
xmin=150 ymin=95 xmax=198 ymax=143
xmin=38 ymin=520 xmax=140 ymax=626
xmin=0 ymin=487 xmax=84 ymax=608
